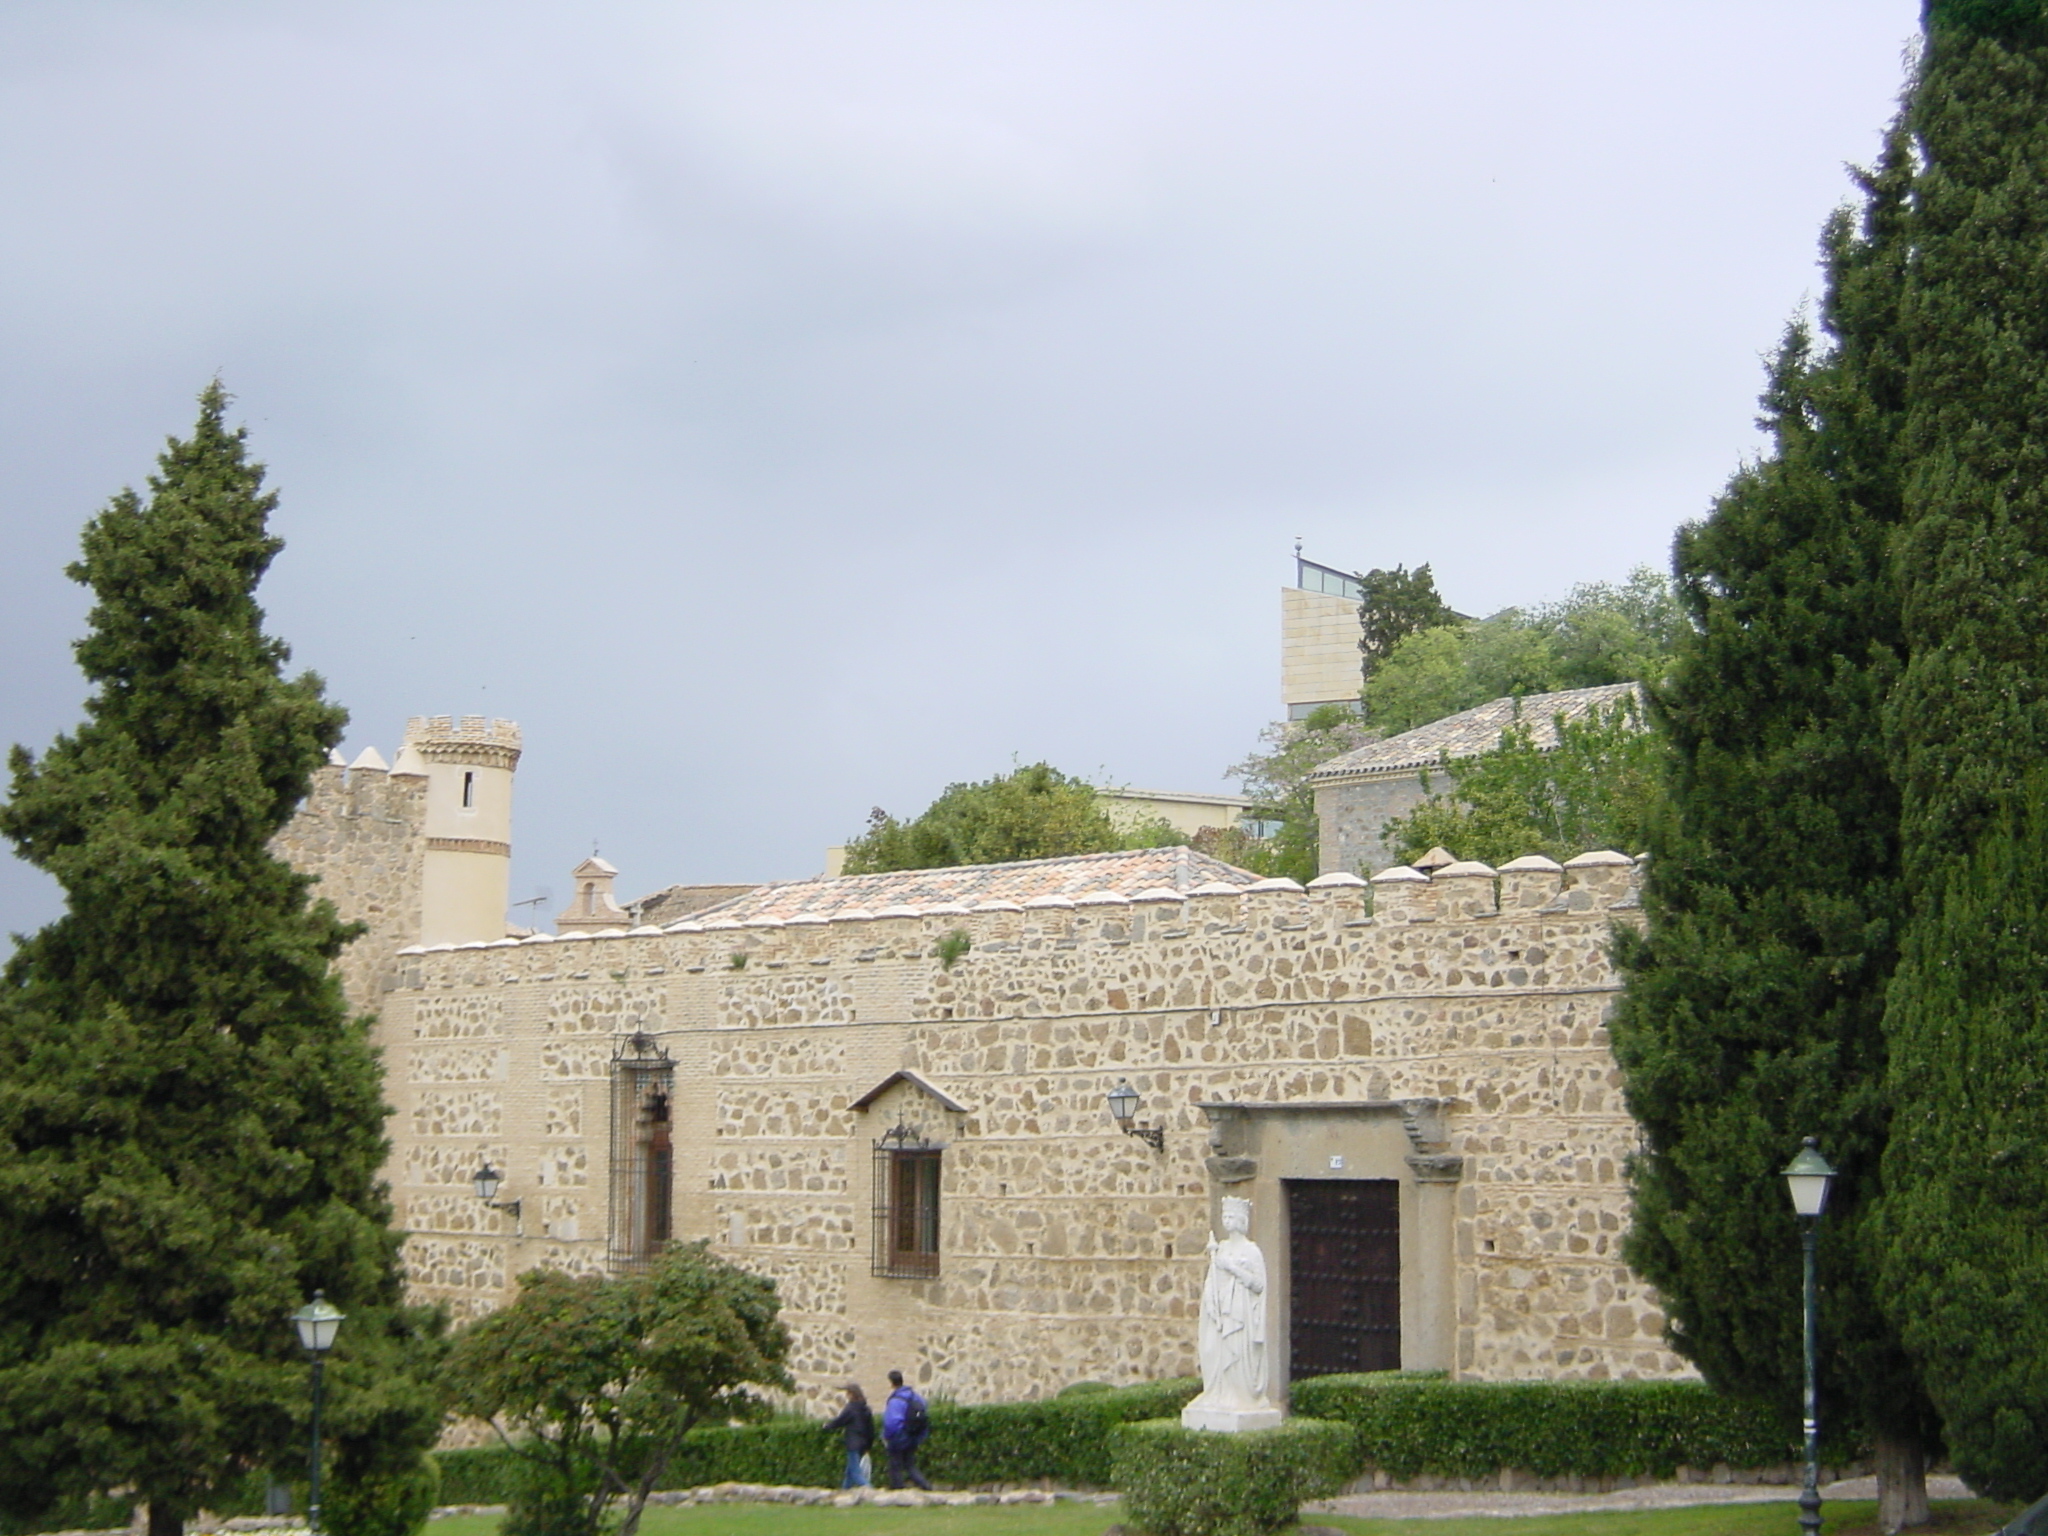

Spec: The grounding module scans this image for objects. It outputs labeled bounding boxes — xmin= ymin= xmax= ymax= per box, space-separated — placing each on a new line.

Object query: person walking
xmin=822 ymin=1383 xmax=875 ymax=1489
xmin=881 ymin=1369 xmax=932 ymax=1490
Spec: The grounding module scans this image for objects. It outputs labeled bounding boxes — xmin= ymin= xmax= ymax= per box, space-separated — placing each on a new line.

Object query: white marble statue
xmin=1182 ymin=1196 xmax=1283 ymax=1432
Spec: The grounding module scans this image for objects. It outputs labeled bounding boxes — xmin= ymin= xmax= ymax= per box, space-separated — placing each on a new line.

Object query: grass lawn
xmin=426 ymin=1496 xmax=2016 ymax=1536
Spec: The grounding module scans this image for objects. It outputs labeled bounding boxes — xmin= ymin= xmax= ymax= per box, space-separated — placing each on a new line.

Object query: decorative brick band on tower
xmin=387 ymin=717 xmax=521 ymax=949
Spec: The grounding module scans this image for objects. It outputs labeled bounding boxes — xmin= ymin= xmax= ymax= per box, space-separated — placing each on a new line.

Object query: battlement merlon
xmin=402 ymin=715 xmax=523 ymax=771
xmin=392 ymin=848 xmax=1646 ymax=978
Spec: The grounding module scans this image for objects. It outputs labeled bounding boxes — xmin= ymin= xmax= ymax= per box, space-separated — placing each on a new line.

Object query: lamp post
xmin=1781 ymin=1138 xmax=1836 ymax=1536
xmin=290 ymin=1291 xmax=345 ymax=1536
xmin=1106 ymin=1079 xmax=1165 ymax=1152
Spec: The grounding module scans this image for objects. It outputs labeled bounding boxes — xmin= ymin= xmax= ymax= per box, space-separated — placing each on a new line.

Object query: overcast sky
xmin=1 ymin=1 xmax=1921 ymax=939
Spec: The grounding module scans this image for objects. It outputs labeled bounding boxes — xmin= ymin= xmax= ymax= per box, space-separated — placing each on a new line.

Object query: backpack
xmin=902 ymin=1390 xmax=929 ymax=1441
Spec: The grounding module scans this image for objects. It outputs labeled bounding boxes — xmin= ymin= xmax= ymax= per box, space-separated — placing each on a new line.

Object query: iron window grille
xmin=872 ymin=1123 xmax=942 ymax=1278
xmin=608 ymin=1032 xmax=674 ymax=1271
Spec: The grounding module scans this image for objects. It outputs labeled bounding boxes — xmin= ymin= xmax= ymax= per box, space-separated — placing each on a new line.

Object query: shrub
xmin=1110 ymin=1418 xmax=1356 ymax=1536
xmin=921 ymin=1378 xmax=1200 ymax=1489
xmin=325 ymin=1456 xmax=441 ymax=1536
xmin=427 ymin=1377 xmax=1200 ymax=1502
xmin=1288 ymin=1374 xmax=1849 ymax=1481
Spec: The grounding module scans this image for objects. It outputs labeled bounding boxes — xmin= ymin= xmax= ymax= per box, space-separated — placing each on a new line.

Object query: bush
xmin=1110 ymin=1418 xmax=1357 ymax=1536
xmin=921 ymin=1378 xmax=1200 ymax=1489
xmin=1288 ymin=1374 xmax=1846 ymax=1481
xmin=664 ymin=1418 xmax=842 ymax=1488
xmin=427 ymin=1378 xmax=1200 ymax=1501
xmin=325 ymin=1456 xmax=441 ymax=1536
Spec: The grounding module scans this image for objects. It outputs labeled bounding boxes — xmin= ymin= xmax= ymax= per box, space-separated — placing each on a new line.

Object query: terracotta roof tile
xmin=681 ymin=846 xmax=1260 ymax=925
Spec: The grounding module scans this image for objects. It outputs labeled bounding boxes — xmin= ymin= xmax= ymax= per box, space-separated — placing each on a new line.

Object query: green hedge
xmin=432 ymin=1378 xmax=1201 ymax=1501
xmin=1109 ymin=1418 xmax=1357 ymax=1536
xmin=921 ymin=1377 xmax=1199 ymax=1488
xmin=1288 ymin=1374 xmax=1847 ymax=1481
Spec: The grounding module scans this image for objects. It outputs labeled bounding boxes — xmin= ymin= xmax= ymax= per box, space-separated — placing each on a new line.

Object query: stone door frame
xmin=1197 ymin=1098 xmax=1464 ymax=1402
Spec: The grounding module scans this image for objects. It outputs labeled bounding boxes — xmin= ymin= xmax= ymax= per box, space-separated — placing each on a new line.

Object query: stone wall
xmin=1313 ymin=769 xmax=1433 ymax=878
xmin=273 ymin=761 xmax=427 ymax=1009
xmin=373 ymin=850 xmax=1686 ymax=1408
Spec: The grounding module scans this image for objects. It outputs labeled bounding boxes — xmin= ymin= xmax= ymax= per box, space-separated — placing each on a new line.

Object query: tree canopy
xmin=1356 ymin=563 xmax=1457 ymax=700
xmin=1366 ymin=568 xmax=1686 ymax=734
xmin=1222 ymin=704 xmax=1376 ymax=883
xmin=1873 ymin=1 xmax=2048 ymax=1502
xmin=842 ymin=761 xmax=1166 ymax=874
xmin=445 ymin=1243 xmax=791 ymax=1536
xmin=1607 ymin=113 xmax=1940 ymax=1528
xmin=0 ymin=384 xmax=442 ymax=1536
xmin=1383 ymin=693 xmax=1660 ymax=869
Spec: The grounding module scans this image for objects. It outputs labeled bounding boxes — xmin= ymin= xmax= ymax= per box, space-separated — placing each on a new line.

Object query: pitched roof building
xmin=1311 ymin=683 xmax=1643 ymax=876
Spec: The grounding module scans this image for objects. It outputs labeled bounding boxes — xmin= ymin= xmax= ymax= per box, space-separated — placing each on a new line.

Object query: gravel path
xmin=1308 ymin=1474 xmax=1977 ymax=1521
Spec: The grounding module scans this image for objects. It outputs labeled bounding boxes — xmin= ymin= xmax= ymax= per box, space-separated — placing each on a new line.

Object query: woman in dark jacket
xmin=822 ymin=1383 xmax=875 ymax=1488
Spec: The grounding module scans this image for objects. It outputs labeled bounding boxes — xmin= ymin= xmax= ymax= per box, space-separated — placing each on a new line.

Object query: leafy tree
xmin=444 ymin=1243 xmax=792 ymax=1536
xmin=1383 ymin=694 xmax=1661 ymax=868
xmin=1366 ymin=569 xmax=1684 ymax=734
xmin=1356 ymin=563 xmax=1457 ymax=700
xmin=1608 ymin=107 xmax=1942 ymax=1529
xmin=0 ymin=385 xmax=443 ymax=1536
xmin=843 ymin=762 xmax=1131 ymax=873
xmin=1875 ymin=0 xmax=2048 ymax=1502
xmin=1225 ymin=703 xmax=1375 ymax=883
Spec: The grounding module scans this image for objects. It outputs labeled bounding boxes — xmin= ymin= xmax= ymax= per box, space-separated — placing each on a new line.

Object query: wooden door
xmin=1287 ymin=1178 xmax=1400 ymax=1379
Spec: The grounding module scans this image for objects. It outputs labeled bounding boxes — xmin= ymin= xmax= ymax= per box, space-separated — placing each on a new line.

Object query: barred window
xmin=609 ymin=1033 xmax=673 ymax=1271
xmin=872 ymin=1125 xmax=941 ymax=1278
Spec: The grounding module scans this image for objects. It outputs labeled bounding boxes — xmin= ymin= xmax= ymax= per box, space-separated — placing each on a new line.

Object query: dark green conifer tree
xmin=1611 ymin=127 xmax=1943 ymax=1529
xmin=1875 ymin=0 xmax=2048 ymax=1502
xmin=0 ymin=385 xmax=442 ymax=1536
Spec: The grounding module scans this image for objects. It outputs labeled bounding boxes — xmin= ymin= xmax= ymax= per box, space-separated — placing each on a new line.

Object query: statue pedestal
xmin=1180 ymin=1400 xmax=1285 ymax=1434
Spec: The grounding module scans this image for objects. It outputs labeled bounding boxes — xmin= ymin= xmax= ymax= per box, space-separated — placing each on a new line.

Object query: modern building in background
xmin=1281 ymin=554 xmax=1366 ymax=720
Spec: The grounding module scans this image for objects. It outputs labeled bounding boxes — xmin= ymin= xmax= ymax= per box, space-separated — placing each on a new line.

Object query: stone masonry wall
xmin=372 ymin=851 xmax=1687 ymax=1409
xmin=273 ymin=762 xmax=427 ymax=1009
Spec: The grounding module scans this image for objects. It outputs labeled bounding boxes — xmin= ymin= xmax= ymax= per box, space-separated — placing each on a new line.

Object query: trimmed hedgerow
xmin=430 ymin=1378 xmax=1201 ymax=1500
xmin=1288 ymin=1373 xmax=1848 ymax=1481
xmin=920 ymin=1378 xmax=1200 ymax=1489
xmin=1110 ymin=1418 xmax=1357 ymax=1536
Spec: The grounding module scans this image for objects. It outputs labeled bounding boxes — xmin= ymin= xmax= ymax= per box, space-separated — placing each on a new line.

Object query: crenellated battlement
xmin=402 ymin=715 xmax=522 ymax=769
xmin=393 ymin=849 xmax=1643 ymax=987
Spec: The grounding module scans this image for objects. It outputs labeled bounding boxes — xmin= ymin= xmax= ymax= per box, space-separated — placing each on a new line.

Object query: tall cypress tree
xmin=0 ymin=386 xmax=440 ymax=1536
xmin=1876 ymin=0 xmax=2048 ymax=1503
xmin=1611 ymin=128 xmax=1943 ymax=1529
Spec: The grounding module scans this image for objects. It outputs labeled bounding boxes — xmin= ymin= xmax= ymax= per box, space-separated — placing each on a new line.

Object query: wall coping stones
xmin=1245 ymin=876 xmax=1306 ymax=892
xmin=1076 ymin=890 xmax=1131 ymax=906
xmin=1186 ymin=881 xmax=1244 ymax=897
xmin=1563 ymin=849 xmax=1635 ymax=868
xmin=1306 ymin=871 xmax=1368 ymax=888
xmin=1496 ymin=854 xmax=1564 ymax=873
xmin=1436 ymin=861 xmax=1498 ymax=879
xmin=1022 ymin=895 xmax=1076 ymax=909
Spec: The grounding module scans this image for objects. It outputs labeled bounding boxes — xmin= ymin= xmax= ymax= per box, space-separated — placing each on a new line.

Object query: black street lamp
xmin=1781 ymin=1138 xmax=1837 ymax=1536
xmin=472 ymin=1160 xmax=522 ymax=1222
xmin=290 ymin=1291 xmax=345 ymax=1536
xmin=1106 ymin=1079 xmax=1165 ymax=1152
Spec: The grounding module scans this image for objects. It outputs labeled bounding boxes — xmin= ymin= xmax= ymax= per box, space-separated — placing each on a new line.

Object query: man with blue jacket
xmin=881 ymin=1368 xmax=932 ymax=1490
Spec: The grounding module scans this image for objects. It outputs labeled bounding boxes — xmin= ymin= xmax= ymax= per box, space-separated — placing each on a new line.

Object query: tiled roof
xmin=679 ymin=846 xmax=1260 ymax=925
xmin=1309 ymin=682 xmax=1643 ymax=782
xmin=632 ymin=884 xmax=763 ymax=927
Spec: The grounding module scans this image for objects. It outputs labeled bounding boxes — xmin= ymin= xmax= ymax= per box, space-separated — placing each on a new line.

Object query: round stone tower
xmin=393 ymin=715 xmax=521 ymax=946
